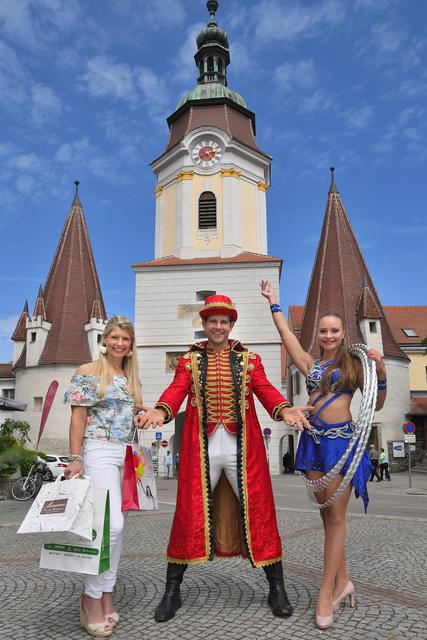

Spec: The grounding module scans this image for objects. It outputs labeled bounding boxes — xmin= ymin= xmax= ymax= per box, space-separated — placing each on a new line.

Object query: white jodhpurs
xmin=208 ymin=425 xmax=239 ymax=498
xmin=82 ymin=439 xmax=126 ymax=599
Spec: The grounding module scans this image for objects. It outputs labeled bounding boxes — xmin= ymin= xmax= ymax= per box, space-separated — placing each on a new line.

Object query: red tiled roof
xmin=383 ymin=306 xmax=427 ymax=345
xmin=298 ymin=173 xmax=407 ymax=361
xmin=356 ymin=285 xmax=382 ymax=320
xmin=34 ymin=191 xmax=106 ymax=366
xmin=33 ymin=286 xmax=47 ymax=320
xmin=11 ymin=301 xmax=29 ymax=342
xmin=165 ymin=102 xmax=259 ymax=153
xmin=0 ymin=363 xmax=14 ymax=379
xmin=133 ymin=251 xmax=282 ymax=268
xmin=288 ymin=305 xmax=304 ymax=337
xmin=409 ymin=396 xmax=427 ymax=416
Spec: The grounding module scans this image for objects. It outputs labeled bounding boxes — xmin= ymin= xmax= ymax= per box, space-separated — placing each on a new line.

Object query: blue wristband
xmin=270 ymin=304 xmax=282 ymax=314
xmin=377 ymin=379 xmax=387 ymax=390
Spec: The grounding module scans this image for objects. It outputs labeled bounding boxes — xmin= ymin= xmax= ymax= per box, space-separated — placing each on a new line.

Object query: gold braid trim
xmin=167 ymin=555 xmax=209 ymax=566
xmin=272 ymin=401 xmax=291 ymax=421
xmin=253 ymin=555 xmax=283 ymax=568
xmin=155 ymin=402 xmax=173 ymax=423
xmin=191 ymin=351 xmax=210 ymax=562
xmin=239 ymin=351 xmax=256 ymax=565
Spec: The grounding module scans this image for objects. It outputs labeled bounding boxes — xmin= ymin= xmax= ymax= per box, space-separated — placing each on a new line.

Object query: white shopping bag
xmin=39 ymin=488 xmax=110 ymax=575
xmin=18 ymin=476 xmax=93 ymax=540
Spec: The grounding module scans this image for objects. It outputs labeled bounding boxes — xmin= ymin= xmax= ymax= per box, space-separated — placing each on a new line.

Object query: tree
xmin=0 ymin=418 xmax=42 ymax=479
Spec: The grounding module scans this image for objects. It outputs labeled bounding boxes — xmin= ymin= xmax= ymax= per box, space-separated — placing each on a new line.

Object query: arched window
xmin=217 ymin=58 xmax=223 ymax=74
xmin=207 ymin=56 xmax=214 ymax=72
xmin=198 ymin=192 xmax=217 ymax=229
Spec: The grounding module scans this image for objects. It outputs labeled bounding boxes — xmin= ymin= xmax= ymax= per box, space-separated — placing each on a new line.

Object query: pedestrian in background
xmin=379 ymin=448 xmax=391 ymax=481
xmin=174 ymin=452 xmax=180 ymax=475
xmin=369 ymin=445 xmax=381 ymax=481
xmin=164 ymin=451 xmax=172 ymax=478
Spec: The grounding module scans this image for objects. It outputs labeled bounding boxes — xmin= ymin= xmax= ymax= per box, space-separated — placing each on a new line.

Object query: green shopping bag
xmin=39 ymin=488 xmax=110 ymax=575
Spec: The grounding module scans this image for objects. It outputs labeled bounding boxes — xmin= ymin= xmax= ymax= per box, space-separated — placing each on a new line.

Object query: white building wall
xmin=134 ymin=262 xmax=291 ymax=475
xmin=3 ymin=364 xmax=77 ymax=453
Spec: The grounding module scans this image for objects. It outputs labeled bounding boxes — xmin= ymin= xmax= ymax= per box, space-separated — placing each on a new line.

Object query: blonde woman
xmin=64 ymin=316 xmax=141 ymax=638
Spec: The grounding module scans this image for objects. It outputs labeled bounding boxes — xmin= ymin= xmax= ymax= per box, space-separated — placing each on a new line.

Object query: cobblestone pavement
xmin=1 ymin=485 xmax=426 ymax=640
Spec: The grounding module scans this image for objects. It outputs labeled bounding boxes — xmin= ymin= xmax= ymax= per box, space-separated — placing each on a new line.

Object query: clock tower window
xmin=198 ymin=191 xmax=217 ymax=229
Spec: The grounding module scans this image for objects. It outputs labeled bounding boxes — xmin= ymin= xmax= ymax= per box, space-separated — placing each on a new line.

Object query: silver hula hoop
xmin=301 ymin=343 xmax=378 ymax=509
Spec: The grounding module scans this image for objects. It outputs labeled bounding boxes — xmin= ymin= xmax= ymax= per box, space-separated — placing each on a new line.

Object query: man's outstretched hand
xmin=280 ymin=406 xmax=314 ymax=432
xmin=134 ymin=404 xmax=166 ymax=429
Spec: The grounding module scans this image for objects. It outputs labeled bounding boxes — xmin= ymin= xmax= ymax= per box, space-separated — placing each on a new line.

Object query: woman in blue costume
xmin=260 ymin=282 xmax=387 ymax=630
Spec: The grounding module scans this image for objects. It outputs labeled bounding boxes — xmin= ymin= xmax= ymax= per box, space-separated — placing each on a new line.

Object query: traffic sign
xmin=161 ymin=440 xmax=168 ymax=448
xmin=155 ymin=432 xmax=162 ymax=440
xmin=403 ymin=422 xmax=416 ymax=435
xmin=263 ymin=428 xmax=272 ymax=437
xmin=404 ymin=434 xmax=416 ymax=443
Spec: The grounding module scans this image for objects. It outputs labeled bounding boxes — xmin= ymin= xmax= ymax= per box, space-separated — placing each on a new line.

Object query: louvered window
xmin=198 ymin=192 xmax=217 ymax=230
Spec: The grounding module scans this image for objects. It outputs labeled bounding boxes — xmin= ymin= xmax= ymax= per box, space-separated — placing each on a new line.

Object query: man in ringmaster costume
xmin=137 ymin=295 xmax=311 ymax=622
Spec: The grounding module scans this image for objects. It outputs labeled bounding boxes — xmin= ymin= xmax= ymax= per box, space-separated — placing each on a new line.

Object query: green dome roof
xmin=177 ymin=82 xmax=247 ymax=109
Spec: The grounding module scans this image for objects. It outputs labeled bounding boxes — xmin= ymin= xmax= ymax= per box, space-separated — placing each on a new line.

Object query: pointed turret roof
xmin=11 ymin=301 xmax=29 ymax=342
xmin=299 ymin=168 xmax=408 ymax=360
xmin=36 ymin=181 xmax=107 ymax=365
xmin=33 ymin=285 xmax=47 ymax=320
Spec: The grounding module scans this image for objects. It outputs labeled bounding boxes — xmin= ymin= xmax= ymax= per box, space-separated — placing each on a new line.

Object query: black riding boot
xmin=154 ymin=563 xmax=187 ymax=622
xmin=263 ymin=561 xmax=294 ymax=617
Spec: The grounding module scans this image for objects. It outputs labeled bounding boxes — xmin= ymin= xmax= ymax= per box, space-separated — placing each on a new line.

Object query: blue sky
xmin=1 ymin=0 xmax=426 ymax=361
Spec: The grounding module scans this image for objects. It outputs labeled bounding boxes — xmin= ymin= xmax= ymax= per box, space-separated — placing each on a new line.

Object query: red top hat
xmin=199 ymin=295 xmax=238 ymax=322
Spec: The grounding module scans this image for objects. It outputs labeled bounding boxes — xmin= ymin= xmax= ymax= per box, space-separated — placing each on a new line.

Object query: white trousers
xmin=208 ymin=425 xmax=239 ymax=498
xmin=83 ymin=439 xmax=126 ymax=599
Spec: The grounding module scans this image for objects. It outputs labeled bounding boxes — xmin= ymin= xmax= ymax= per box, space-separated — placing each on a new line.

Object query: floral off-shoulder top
xmin=64 ymin=374 xmax=135 ymax=444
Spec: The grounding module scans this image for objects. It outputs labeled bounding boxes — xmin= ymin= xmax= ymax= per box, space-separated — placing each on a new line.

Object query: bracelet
xmin=377 ymin=379 xmax=387 ymax=390
xmin=270 ymin=303 xmax=282 ymax=314
xmin=68 ymin=454 xmax=82 ymax=462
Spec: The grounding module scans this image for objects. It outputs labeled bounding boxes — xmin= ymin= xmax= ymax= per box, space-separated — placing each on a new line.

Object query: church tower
xmin=7 ymin=182 xmax=107 ymax=451
xmin=134 ymin=1 xmax=288 ymax=474
xmin=289 ymin=169 xmax=410 ymax=453
xmin=151 ymin=0 xmax=270 ymax=261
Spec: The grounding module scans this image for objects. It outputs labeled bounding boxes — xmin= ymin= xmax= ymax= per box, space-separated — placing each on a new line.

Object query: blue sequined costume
xmin=294 ymin=359 xmax=373 ymax=511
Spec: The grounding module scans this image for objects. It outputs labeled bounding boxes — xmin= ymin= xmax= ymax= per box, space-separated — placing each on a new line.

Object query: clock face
xmin=191 ymin=139 xmax=223 ymax=168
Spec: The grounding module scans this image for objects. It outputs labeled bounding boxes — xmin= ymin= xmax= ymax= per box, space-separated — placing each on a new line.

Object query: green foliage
xmin=422 ymin=336 xmax=427 ymax=355
xmin=0 ymin=419 xmax=41 ymax=478
xmin=0 ymin=418 xmax=31 ymax=453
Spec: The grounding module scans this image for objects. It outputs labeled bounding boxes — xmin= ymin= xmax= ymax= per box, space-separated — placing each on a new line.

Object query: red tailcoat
xmin=157 ymin=340 xmax=290 ymax=568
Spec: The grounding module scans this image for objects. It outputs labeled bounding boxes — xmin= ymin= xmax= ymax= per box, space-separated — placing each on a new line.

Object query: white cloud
xmin=55 ymin=138 xmax=92 ymax=164
xmin=299 ymin=89 xmax=335 ymax=114
xmin=31 ymin=83 xmax=61 ymax=125
xmin=171 ymin=22 xmax=204 ymax=85
xmin=0 ymin=0 xmax=81 ymax=50
xmin=0 ymin=41 xmax=29 ymax=106
xmin=252 ymin=0 xmax=346 ymax=43
xmin=275 ymin=59 xmax=316 ymax=93
xmin=0 ymin=314 xmax=19 ymax=361
xmin=81 ymin=56 xmax=139 ymax=105
xmin=342 ymin=105 xmax=374 ymax=130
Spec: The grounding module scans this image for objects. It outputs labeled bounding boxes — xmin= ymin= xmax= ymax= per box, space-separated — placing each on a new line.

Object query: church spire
xmin=298 ymin=168 xmax=407 ymax=360
xmin=195 ymin=1 xmax=230 ymax=87
xmin=11 ymin=301 xmax=29 ymax=342
xmin=35 ymin=182 xmax=107 ymax=365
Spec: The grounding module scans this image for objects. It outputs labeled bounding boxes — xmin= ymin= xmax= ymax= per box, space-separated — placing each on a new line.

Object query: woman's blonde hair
xmin=95 ymin=316 xmax=142 ymax=404
xmin=318 ymin=312 xmax=358 ymax=393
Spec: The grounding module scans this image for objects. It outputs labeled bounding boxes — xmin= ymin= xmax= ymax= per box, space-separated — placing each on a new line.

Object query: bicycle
xmin=11 ymin=460 xmax=52 ymax=501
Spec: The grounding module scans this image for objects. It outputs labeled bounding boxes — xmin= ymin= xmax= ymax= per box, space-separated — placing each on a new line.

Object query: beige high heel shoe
xmin=80 ymin=596 xmax=113 ymax=638
xmin=332 ymin=580 xmax=357 ymax=613
xmin=316 ymin=611 xmax=334 ymax=630
xmin=105 ymin=611 xmax=119 ymax=629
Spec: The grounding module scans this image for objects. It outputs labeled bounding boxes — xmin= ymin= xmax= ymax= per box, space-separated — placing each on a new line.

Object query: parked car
xmin=44 ymin=454 xmax=69 ymax=478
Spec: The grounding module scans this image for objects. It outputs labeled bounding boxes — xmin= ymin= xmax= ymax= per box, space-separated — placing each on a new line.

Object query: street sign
xmin=403 ymin=422 xmax=416 ymax=435
xmin=263 ymin=428 xmax=272 ymax=437
xmin=161 ymin=440 xmax=168 ymax=448
xmin=410 ymin=445 xmax=416 ymax=452
xmin=392 ymin=442 xmax=405 ymax=458
xmin=404 ymin=434 xmax=416 ymax=443
xmin=155 ymin=432 xmax=163 ymax=440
